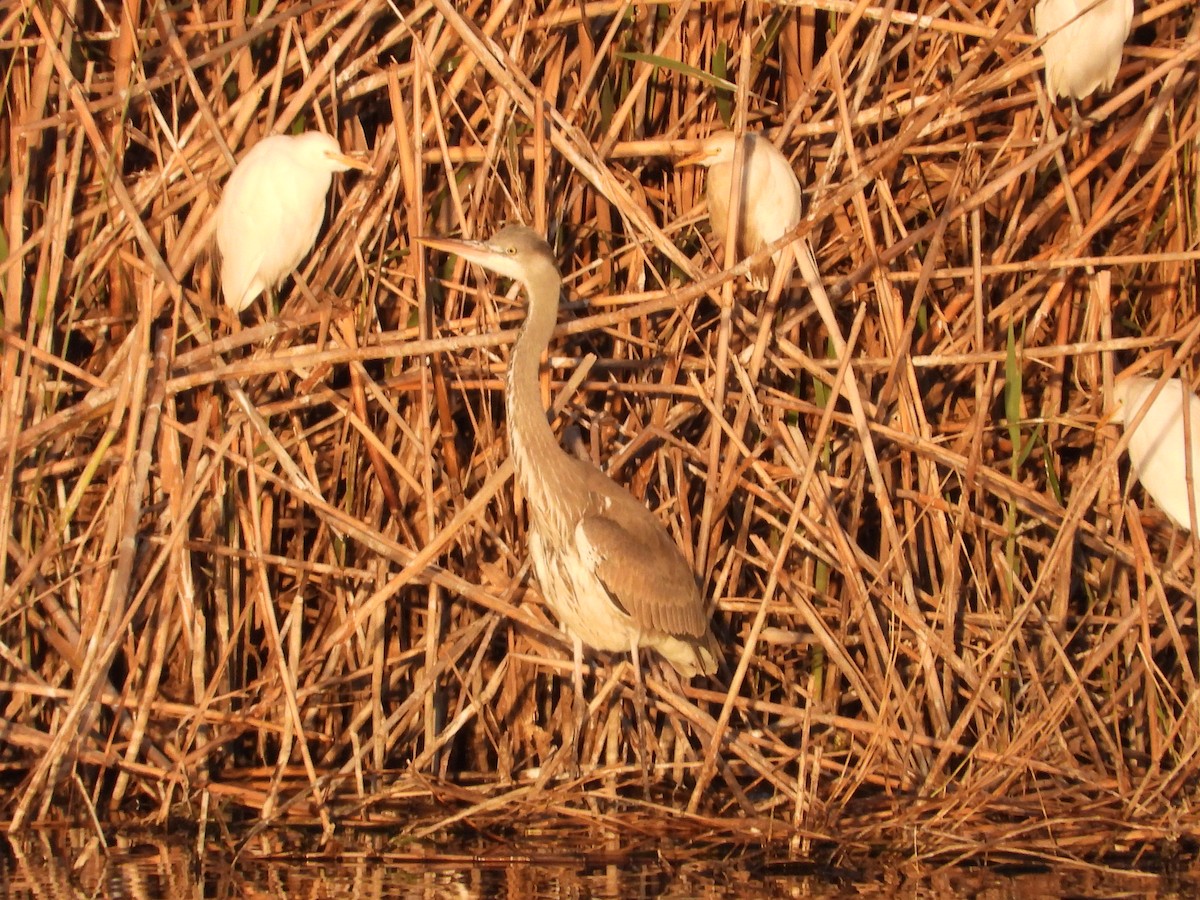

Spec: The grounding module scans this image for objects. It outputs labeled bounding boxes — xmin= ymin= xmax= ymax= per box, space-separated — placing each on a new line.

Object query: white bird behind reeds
xmin=1034 ymin=0 xmax=1133 ymax=101
xmin=1112 ymin=375 xmax=1200 ymax=531
xmin=215 ymin=132 xmax=369 ymax=314
xmin=680 ymin=131 xmax=803 ymax=291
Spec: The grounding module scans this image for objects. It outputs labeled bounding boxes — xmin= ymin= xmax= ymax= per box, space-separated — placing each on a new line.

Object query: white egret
xmin=679 ymin=131 xmax=803 ymax=291
xmin=215 ymin=131 xmax=369 ymax=313
xmin=1034 ymin=0 xmax=1133 ymax=101
xmin=1111 ymin=375 xmax=1200 ymax=531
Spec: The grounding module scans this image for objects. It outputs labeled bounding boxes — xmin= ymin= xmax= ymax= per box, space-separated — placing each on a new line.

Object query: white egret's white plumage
xmin=1034 ymin=0 xmax=1133 ymax=101
xmin=215 ymin=131 xmax=368 ymax=313
xmin=1112 ymin=376 xmax=1200 ymax=531
xmin=680 ymin=131 xmax=803 ymax=291
xmin=418 ymin=226 xmax=719 ymax=678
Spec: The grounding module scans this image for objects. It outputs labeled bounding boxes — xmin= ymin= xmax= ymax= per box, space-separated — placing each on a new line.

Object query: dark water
xmin=0 ymin=828 xmax=1194 ymax=898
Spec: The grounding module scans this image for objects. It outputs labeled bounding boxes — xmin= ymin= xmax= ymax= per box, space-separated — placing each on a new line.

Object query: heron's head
xmin=417 ymin=225 xmax=559 ymax=285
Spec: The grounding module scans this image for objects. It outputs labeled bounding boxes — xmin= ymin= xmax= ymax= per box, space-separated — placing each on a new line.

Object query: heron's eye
xmin=506 ymin=247 xmax=517 ymax=255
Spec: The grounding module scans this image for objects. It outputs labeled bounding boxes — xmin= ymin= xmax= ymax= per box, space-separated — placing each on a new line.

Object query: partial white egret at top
xmin=679 ymin=130 xmax=803 ymax=291
xmin=1034 ymin=0 xmax=1133 ymax=101
xmin=215 ymin=131 xmax=369 ymax=314
xmin=1111 ymin=375 xmax=1200 ymax=532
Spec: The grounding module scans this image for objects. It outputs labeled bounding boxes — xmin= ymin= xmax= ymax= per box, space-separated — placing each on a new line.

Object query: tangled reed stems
xmin=2 ymin=0 xmax=1199 ymax=863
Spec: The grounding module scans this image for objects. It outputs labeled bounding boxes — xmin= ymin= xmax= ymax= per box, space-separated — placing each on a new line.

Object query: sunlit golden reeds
xmin=1 ymin=0 xmax=1199 ymax=862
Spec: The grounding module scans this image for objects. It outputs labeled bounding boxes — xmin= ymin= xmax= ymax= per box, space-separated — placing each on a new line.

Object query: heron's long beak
xmin=414 ymin=235 xmax=494 ymax=267
xmin=327 ymin=150 xmax=372 ymax=172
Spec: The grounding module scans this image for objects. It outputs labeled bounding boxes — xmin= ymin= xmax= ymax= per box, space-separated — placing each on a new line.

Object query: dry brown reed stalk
xmin=1 ymin=0 xmax=1199 ymax=864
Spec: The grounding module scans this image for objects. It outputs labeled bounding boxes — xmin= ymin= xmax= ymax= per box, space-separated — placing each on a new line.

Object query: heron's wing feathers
xmin=575 ymin=507 xmax=707 ymax=638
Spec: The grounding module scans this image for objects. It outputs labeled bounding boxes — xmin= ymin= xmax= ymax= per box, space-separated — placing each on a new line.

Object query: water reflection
xmin=0 ymin=828 xmax=1194 ymax=898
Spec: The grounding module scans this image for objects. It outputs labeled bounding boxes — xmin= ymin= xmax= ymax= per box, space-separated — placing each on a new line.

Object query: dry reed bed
xmin=2 ymin=0 xmax=1199 ymax=863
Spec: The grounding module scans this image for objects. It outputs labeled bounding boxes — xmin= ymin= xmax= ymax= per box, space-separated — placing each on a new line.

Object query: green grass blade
xmin=618 ymin=52 xmax=739 ymax=93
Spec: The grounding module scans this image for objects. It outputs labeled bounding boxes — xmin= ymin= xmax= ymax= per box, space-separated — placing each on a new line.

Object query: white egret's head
xmin=678 ymin=131 xmax=741 ymax=168
xmin=1110 ymin=376 xmax=1154 ymax=426
xmin=288 ymin=131 xmax=370 ymax=174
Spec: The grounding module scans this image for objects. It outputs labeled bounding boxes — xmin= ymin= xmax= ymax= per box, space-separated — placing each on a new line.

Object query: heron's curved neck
xmin=507 ymin=261 xmax=568 ymax=470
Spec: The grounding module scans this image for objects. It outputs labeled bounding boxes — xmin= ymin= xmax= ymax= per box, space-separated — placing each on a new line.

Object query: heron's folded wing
xmin=575 ymin=513 xmax=706 ymax=637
